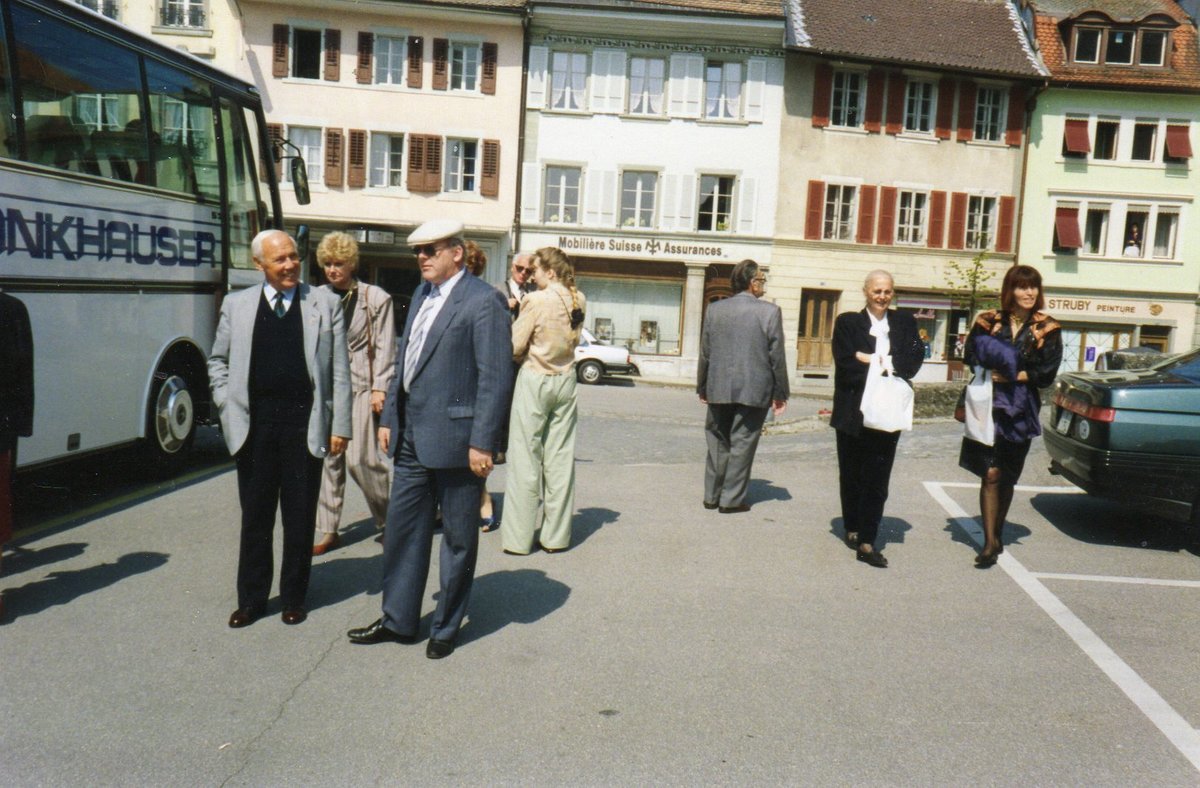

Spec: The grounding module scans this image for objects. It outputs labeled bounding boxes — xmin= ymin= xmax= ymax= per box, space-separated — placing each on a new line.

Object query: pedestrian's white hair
xmin=251 ymin=229 xmax=293 ymax=262
xmin=862 ymin=269 xmax=894 ymax=289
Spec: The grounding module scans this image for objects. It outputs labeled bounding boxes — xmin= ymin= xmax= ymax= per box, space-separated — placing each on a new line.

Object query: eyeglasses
xmin=514 ymin=265 xmax=534 ymax=274
xmin=752 ymin=276 xmax=767 ymax=285
xmin=411 ymin=244 xmax=446 ymax=257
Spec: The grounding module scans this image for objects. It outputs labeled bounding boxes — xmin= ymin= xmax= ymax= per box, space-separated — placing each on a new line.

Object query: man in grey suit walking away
xmin=347 ymin=219 xmax=512 ymax=659
xmin=697 ymin=259 xmax=789 ymax=514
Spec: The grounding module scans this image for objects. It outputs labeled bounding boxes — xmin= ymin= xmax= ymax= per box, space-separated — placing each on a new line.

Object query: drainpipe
xmin=1012 ymin=79 xmax=1049 ymax=266
xmin=511 ymin=7 xmax=531 ymax=262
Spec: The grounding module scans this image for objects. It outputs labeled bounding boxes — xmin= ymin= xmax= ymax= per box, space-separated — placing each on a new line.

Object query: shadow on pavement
xmin=573 ymin=506 xmax=618 ymax=548
xmin=940 ymin=515 xmax=1033 ymax=552
xmin=828 ymin=517 xmax=915 ymax=549
xmin=1 ymin=551 xmax=169 ymax=624
xmin=748 ymin=478 xmax=792 ymax=504
xmin=456 ymin=568 xmax=570 ymax=646
xmin=1030 ymin=492 xmax=1194 ymax=553
xmin=308 ymin=551 xmax=386 ymax=611
xmin=1 ymin=542 xmax=88 ymax=579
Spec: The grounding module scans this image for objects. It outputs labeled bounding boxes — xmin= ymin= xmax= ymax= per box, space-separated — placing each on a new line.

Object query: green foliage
xmin=944 ymin=246 xmax=999 ymax=317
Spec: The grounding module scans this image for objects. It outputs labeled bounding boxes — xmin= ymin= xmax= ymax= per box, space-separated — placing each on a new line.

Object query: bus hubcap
xmin=154 ymin=376 xmax=194 ymax=453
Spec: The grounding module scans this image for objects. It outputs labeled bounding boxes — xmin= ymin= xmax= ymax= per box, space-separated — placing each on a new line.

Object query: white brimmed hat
xmin=407 ymin=219 xmax=465 ymax=245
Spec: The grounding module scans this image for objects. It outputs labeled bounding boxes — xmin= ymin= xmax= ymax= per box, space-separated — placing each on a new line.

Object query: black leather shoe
xmin=856 ymin=548 xmax=888 ymax=568
xmin=703 ymin=500 xmax=719 ymax=510
xmin=347 ymin=618 xmax=418 ymax=644
xmin=281 ymin=608 xmax=307 ymax=625
xmin=719 ymin=504 xmax=750 ymax=514
xmin=975 ymin=550 xmax=999 ymax=568
xmin=228 ymin=606 xmax=264 ymax=628
xmin=426 ymin=639 xmax=455 ymax=659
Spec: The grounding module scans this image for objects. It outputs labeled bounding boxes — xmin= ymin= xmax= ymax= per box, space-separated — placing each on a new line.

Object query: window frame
xmin=965 ymin=194 xmax=996 ymax=251
xmin=1093 ymin=118 xmax=1119 ymax=161
xmin=627 ymin=56 xmax=665 ymax=116
xmin=895 ymin=188 xmax=928 ymax=245
xmin=448 ymin=41 xmax=481 ymax=92
xmin=548 ymin=50 xmax=588 ymax=112
xmin=696 ymin=174 xmax=736 ymax=233
xmin=443 ymin=137 xmax=478 ymax=193
xmin=285 ymin=125 xmax=324 ymax=185
xmin=619 ymin=170 xmax=657 ymax=229
xmin=1073 ymin=27 xmax=1102 ymax=63
xmin=822 ymin=182 xmax=857 ymax=241
xmin=373 ymin=34 xmax=407 ymax=86
xmin=1140 ymin=30 xmax=1167 ymax=67
xmin=367 ymin=131 xmax=404 ymax=189
xmin=973 ymin=86 xmax=1006 ymax=143
xmin=703 ymin=60 xmax=743 ymax=121
xmin=1105 ymin=28 xmax=1136 ymax=65
xmin=829 ymin=69 xmax=865 ymax=129
xmin=903 ymin=79 xmax=935 ymax=135
xmin=543 ymin=165 xmax=582 ymax=223
xmin=159 ymin=0 xmax=205 ymax=29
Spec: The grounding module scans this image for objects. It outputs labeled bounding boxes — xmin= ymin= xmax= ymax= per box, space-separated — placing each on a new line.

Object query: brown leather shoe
xmin=312 ymin=533 xmax=341 ymax=556
xmin=228 ymin=606 xmax=264 ymax=628
xmin=281 ymin=608 xmax=307 ymax=625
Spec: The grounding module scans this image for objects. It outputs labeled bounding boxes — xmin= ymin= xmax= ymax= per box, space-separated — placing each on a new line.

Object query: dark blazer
xmin=697 ymin=291 xmax=789 ymax=408
xmin=381 ymin=270 xmax=513 ymax=468
xmin=831 ymin=308 xmax=924 ymax=435
xmin=0 ymin=292 xmax=34 ymax=452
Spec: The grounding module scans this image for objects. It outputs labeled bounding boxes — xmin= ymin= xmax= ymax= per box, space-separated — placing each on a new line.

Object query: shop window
xmin=1140 ymin=31 xmax=1166 ymax=66
xmin=292 ymin=28 xmax=323 ymax=80
xmin=965 ymin=195 xmax=995 ymax=250
xmin=1151 ymin=211 xmax=1178 ymax=259
xmin=823 ymin=184 xmax=856 ymax=240
xmin=830 ymin=70 xmax=863 ymax=128
xmin=973 ymin=86 xmax=1005 ymax=142
xmin=620 ymin=170 xmax=656 ymax=228
xmin=697 ymin=174 xmax=734 ymax=232
xmin=947 ymin=310 xmax=971 ymax=361
xmin=1083 ymin=206 xmax=1109 ymax=255
xmin=550 ymin=51 xmax=587 ymax=111
xmin=374 ymin=36 xmax=406 ymax=85
xmin=628 ymin=57 xmax=665 ymax=115
xmin=576 ymin=275 xmax=683 ymax=355
xmin=1122 ymin=209 xmax=1148 ymax=257
xmin=1093 ymin=119 xmax=1118 ymax=160
xmin=543 ymin=166 xmax=581 ymax=223
xmin=368 ymin=132 xmax=403 ymax=187
xmin=1131 ymin=122 xmax=1157 ymax=161
xmin=1073 ymin=28 xmax=1101 ymax=63
xmin=904 ymin=80 xmax=934 ymax=134
xmin=704 ymin=61 xmax=742 ymax=120
xmin=896 ymin=190 xmax=927 ymax=245
xmin=443 ymin=138 xmax=476 ymax=192
xmin=1106 ymin=29 xmax=1134 ymax=65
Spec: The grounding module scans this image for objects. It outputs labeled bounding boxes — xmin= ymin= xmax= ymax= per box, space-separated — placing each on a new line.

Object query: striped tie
xmin=403 ymin=285 xmax=440 ymax=390
xmin=274 ymin=293 xmax=287 ymax=317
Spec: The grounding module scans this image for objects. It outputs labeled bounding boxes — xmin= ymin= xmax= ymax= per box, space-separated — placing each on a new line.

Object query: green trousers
xmin=502 ymin=369 xmax=578 ymax=553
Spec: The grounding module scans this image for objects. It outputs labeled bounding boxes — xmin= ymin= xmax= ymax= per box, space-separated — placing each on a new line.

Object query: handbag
xmin=859 ymin=355 xmax=914 ymax=432
xmin=962 ymin=364 xmax=995 ymax=446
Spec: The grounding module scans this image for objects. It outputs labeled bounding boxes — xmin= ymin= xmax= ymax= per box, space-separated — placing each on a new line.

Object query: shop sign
xmin=1045 ymin=297 xmax=1163 ymax=319
xmin=552 ymin=233 xmax=734 ymax=260
xmin=366 ymin=230 xmax=395 ymax=245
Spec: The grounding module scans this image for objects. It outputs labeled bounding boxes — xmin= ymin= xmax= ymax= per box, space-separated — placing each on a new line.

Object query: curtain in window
xmin=723 ymin=63 xmax=741 ymax=119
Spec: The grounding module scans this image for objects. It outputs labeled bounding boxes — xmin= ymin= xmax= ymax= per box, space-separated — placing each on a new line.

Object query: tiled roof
xmin=786 ymin=0 xmax=1046 ymax=78
xmin=532 ymin=0 xmax=784 ymax=17
xmin=392 ymin=0 xmax=526 ymax=9
xmin=1033 ymin=0 xmax=1200 ymax=88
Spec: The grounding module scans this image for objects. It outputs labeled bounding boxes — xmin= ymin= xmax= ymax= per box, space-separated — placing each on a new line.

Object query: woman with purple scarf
xmin=959 ymin=265 xmax=1062 ymax=568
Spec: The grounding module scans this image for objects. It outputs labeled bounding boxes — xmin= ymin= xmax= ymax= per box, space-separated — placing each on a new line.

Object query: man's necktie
xmin=403 ymin=284 xmax=440 ymax=390
xmin=274 ymin=293 xmax=287 ymax=317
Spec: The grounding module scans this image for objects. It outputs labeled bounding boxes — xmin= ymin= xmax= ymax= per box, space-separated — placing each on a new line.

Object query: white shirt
xmin=868 ymin=310 xmax=895 ymax=373
xmin=263 ymin=283 xmax=296 ymax=313
xmin=403 ymin=267 xmax=466 ymax=391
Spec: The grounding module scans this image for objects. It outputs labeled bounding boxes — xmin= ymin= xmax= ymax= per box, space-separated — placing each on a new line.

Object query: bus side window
xmin=0 ymin=8 xmax=11 ymax=158
xmin=24 ymin=115 xmax=86 ymax=170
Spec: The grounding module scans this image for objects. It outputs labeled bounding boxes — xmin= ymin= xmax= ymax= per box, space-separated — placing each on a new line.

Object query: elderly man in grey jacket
xmin=697 ymin=259 xmax=788 ymax=514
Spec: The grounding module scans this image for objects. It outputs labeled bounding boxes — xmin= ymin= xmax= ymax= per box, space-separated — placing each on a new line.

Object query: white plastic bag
xmin=963 ymin=365 xmax=995 ymax=446
xmin=860 ymin=355 xmax=914 ymax=432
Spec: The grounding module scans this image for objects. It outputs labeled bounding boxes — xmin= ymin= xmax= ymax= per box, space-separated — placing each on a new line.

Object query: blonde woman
xmin=502 ymin=247 xmax=586 ymax=555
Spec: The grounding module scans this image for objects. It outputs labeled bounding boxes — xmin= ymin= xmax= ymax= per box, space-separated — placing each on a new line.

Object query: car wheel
xmin=144 ymin=364 xmax=197 ymax=470
xmin=577 ymin=360 xmax=604 ymax=385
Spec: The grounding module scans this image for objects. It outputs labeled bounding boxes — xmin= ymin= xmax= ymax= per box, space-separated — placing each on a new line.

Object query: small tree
xmin=944 ymin=245 xmax=999 ymax=318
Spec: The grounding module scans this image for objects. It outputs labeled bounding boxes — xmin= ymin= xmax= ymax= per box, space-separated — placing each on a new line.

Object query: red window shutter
xmin=272 ymin=25 xmax=289 ymax=78
xmin=805 ymin=180 xmax=825 ymax=239
xmin=885 ymin=73 xmax=905 ymax=135
xmin=356 ymin=32 xmax=373 ymax=84
xmin=948 ymin=192 xmax=968 ymax=249
xmin=432 ymin=38 xmax=449 ymax=91
xmin=927 ymin=190 xmax=947 ymax=248
xmin=1165 ymin=124 xmax=1193 ymax=158
xmin=864 ymin=69 xmax=884 ymax=133
xmin=876 ymin=186 xmax=897 ymax=245
xmin=996 ymin=196 xmax=1016 ymax=253
xmin=1005 ymin=85 xmax=1025 ymax=146
xmin=1063 ymin=119 xmax=1091 ymax=154
xmin=856 ymin=185 xmax=877 ymax=243
xmin=935 ymin=77 xmax=955 ymax=140
xmin=347 ymin=129 xmax=366 ymax=188
xmin=480 ymin=139 xmax=500 ymax=197
xmin=425 ymin=136 xmax=442 ymax=191
xmin=1054 ymin=205 xmax=1082 ymax=249
xmin=264 ymin=123 xmax=284 ymax=180
xmin=811 ymin=63 xmax=832 ymax=128
xmin=407 ymin=134 xmax=426 ymax=191
xmin=956 ymin=81 xmax=975 ymax=142
xmin=407 ymin=37 xmax=423 ymax=89
xmin=481 ymin=42 xmax=498 ymax=95
xmin=324 ymin=29 xmax=341 ymax=82
xmin=324 ymin=129 xmax=344 ymax=187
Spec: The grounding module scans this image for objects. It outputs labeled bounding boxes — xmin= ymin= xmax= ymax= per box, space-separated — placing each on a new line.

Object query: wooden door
xmin=797 ymin=289 xmax=839 ymax=368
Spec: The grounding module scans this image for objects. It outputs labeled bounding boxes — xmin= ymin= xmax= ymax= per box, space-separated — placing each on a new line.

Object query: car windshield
xmin=1150 ymin=347 xmax=1200 ymax=383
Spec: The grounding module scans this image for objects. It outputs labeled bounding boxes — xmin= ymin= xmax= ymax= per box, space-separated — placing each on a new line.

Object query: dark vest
xmin=249 ymin=291 xmax=312 ymax=427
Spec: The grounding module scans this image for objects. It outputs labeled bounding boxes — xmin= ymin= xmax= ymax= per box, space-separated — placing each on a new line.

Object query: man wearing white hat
xmin=347 ymin=219 xmax=513 ymax=659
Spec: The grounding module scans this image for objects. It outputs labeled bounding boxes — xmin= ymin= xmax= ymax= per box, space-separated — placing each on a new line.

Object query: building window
xmin=449 ymin=42 xmax=479 ymax=91
xmin=620 ymin=171 xmax=656 ymax=228
xmin=73 ymin=94 xmax=121 ymax=130
xmin=374 ymin=35 xmax=406 ymax=85
xmin=75 ymin=0 xmax=118 ymax=20
xmin=161 ymin=0 xmax=204 ymax=28
xmin=368 ymin=132 xmax=403 ymax=187
xmin=823 ymin=183 xmax=856 ymax=240
xmin=904 ymin=80 xmax=935 ymax=134
xmin=575 ymin=275 xmax=684 ymax=356
xmin=830 ymin=71 xmax=863 ymax=128
xmin=974 ymin=87 xmax=1005 ymax=142
xmin=697 ymin=174 xmax=734 ymax=232
xmin=292 ymin=28 xmax=323 ymax=80
xmin=443 ymin=138 xmax=477 ymax=192
xmin=1151 ymin=210 xmax=1179 ymax=258
xmin=550 ymin=51 xmax=587 ymax=111
xmin=1140 ymin=31 xmax=1167 ymax=66
xmin=1074 ymin=28 xmax=1101 ymax=63
xmin=896 ymin=190 xmax=927 ymax=244
xmin=287 ymin=126 xmax=322 ymax=183
xmin=1083 ymin=206 xmax=1109 ymax=254
xmin=628 ymin=57 xmax=665 ymax=115
xmin=1131 ymin=122 xmax=1157 ymax=161
xmin=543 ymin=166 xmax=581 ymax=223
xmin=704 ymin=61 xmax=742 ymax=120
xmin=1124 ymin=209 xmax=1149 ymax=256
xmin=1093 ymin=119 xmax=1118 ymax=160
xmin=965 ymin=195 xmax=995 ymax=250
xmin=1106 ymin=29 xmax=1134 ymax=65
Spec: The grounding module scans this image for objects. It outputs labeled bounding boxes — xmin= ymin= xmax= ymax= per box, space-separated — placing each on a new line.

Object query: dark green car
xmin=1044 ymin=348 xmax=1200 ymax=526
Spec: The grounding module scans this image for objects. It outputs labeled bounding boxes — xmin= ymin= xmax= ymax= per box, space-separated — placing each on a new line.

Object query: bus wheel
xmin=147 ymin=367 xmax=196 ymax=466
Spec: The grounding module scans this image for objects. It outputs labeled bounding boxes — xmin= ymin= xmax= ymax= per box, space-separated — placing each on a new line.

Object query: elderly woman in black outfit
xmin=960 ymin=264 xmax=1062 ymax=567
xmin=831 ymin=270 xmax=925 ymax=568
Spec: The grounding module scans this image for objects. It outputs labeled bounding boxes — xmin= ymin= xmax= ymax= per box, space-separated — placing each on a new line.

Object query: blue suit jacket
xmin=380 ymin=270 xmax=513 ymax=469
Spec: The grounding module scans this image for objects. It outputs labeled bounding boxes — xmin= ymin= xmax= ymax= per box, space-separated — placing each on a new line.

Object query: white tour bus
xmin=0 ymin=0 xmax=309 ymax=471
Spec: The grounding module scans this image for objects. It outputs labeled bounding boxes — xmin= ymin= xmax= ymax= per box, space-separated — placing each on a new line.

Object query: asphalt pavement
xmin=3 ymin=381 xmax=1200 ymax=786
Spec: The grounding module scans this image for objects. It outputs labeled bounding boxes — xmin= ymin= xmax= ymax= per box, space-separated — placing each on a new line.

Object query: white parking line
xmin=924 ymin=481 xmax=1200 ymax=774
xmin=1030 ymin=572 xmax=1200 ymax=589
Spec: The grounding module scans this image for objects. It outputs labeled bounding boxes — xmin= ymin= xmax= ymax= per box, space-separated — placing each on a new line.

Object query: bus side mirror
xmin=290 ymin=157 xmax=310 ymax=205
xmin=295 ymin=223 xmax=310 ymax=269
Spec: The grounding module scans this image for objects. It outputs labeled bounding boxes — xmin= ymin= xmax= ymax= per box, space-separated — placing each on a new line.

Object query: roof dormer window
xmin=1070 ymin=23 xmax=1172 ymax=68
xmin=1106 ymin=29 xmax=1134 ymax=64
xmin=1140 ymin=30 xmax=1166 ymax=66
xmin=1073 ymin=27 xmax=1100 ymax=63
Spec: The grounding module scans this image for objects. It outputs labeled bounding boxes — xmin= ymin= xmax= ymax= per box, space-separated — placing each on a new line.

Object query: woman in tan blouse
xmin=502 ymin=247 xmax=586 ymax=555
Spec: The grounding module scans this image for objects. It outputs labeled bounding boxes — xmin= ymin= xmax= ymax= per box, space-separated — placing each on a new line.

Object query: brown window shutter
xmin=481 ymin=139 xmax=500 ymax=197
xmin=876 ymin=186 xmax=897 ymax=245
xmin=804 ymin=180 xmax=825 ymax=239
xmin=935 ymin=77 xmax=955 ymax=140
xmin=425 ymin=136 xmax=442 ymax=191
xmin=1005 ymin=86 xmax=1025 ymax=147
xmin=856 ymin=185 xmax=877 ymax=243
xmin=324 ymin=128 xmax=344 ymax=187
xmin=864 ymin=69 xmax=884 ymax=133
xmin=811 ymin=63 xmax=832 ymax=128
xmin=356 ymin=32 xmax=373 ymax=84
xmin=927 ymin=190 xmax=947 ymax=248
xmin=481 ymin=42 xmax=498 ymax=95
xmin=407 ymin=134 xmax=426 ymax=191
xmin=996 ymin=195 xmax=1016 ymax=253
xmin=324 ymin=29 xmax=341 ymax=82
xmin=432 ymin=38 xmax=449 ymax=91
xmin=272 ymin=25 xmax=289 ymax=78
xmin=264 ymin=122 xmax=284 ymax=180
xmin=407 ymin=36 xmax=423 ymax=88
xmin=347 ymin=129 xmax=366 ymax=188
xmin=948 ymin=192 xmax=968 ymax=249
xmin=956 ymin=81 xmax=976 ymax=142
xmin=885 ymin=73 xmax=905 ymax=134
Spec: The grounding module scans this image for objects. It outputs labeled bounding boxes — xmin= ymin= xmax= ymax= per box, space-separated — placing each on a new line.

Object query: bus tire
xmin=145 ymin=363 xmax=197 ymax=469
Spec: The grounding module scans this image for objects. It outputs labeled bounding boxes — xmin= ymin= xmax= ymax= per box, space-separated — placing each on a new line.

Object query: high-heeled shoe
xmin=974 ymin=549 xmax=999 ymax=568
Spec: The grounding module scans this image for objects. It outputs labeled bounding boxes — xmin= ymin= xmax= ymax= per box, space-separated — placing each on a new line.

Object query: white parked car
xmin=575 ymin=328 xmax=640 ymax=384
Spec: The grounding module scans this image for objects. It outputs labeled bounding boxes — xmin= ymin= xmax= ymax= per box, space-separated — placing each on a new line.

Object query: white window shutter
xmin=661 ymin=174 xmax=680 ymax=229
xmin=599 ymin=170 xmax=617 ymax=226
xmin=527 ymin=46 xmax=548 ymax=108
xmin=521 ymin=162 xmax=542 ymax=223
xmin=583 ymin=169 xmax=603 ymax=225
xmin=589 ymin=50 xmax=610 ymax=113
xmin=668 ymin=54 xmax=703 ymax=118
xmin=737 ymin=177 xmax=757 ymax=234
xmin=677 ymin=174 xmax=696 ymax=230
xmin=744 ymin=58 xmax=766 ymax=122
xmin=606 ymin=49 xmax=627 ymax=113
